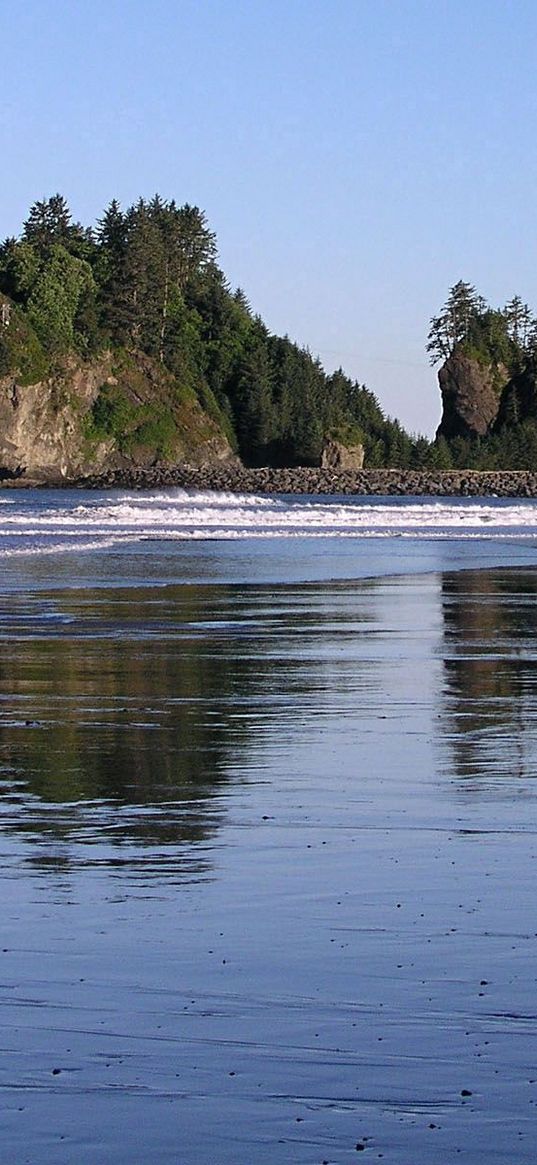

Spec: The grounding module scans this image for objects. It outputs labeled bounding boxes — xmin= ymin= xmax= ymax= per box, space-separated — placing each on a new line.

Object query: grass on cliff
xmin=85 ymin=384 xmax=178 ymax=459
xmin=85 ymin=347 xmax=233 ymax=462
xmin=0 ymin=300 xmax=49 ymax=384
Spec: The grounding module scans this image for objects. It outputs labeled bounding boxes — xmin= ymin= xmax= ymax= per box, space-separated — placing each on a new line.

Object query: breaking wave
xmin=2 ymin=488 xmax=537 ymax=557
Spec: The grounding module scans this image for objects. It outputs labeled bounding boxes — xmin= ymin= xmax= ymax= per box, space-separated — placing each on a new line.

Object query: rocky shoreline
xmin=55 ymin=464 xmax=537 ymax=497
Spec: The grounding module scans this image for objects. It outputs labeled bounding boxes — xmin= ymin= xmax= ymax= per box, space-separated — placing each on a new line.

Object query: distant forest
xmin=1 ymin=196 xmax=537 ymax=469
xmin=0 ymin=193 xmax=438 ymax=469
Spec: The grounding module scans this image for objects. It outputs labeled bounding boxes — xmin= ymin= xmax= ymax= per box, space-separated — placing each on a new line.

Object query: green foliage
xmin=87 ymin=383 xmax=180 ymax=459
xmin=428 ymin=281 xmax=536 ymax=374
xmin=0 ymin=235 xmax=98 ymax=356
xmin=443 ymin=422 xmax=537 ymax=471
xmin=26 ymin=245 xmax=97 ymax=354
xmin=96 ymin=196 xmax=217 ymax=359
xmin=23 ymin=194 xmax=74 ymax=255
xmin=428 ymin=436 xmax=453 ymax=469
xmin=4 ymin=192 xmax=440 ymax=469
xmin=0 ymin=239 xmax=40 ymax=302
xmin=427 ymin=281 xmax=486 ymax=365
xmin=89 ymin=384 xmax=137 ymax=441
xmin=0 ymin=296 xmax=48 ymax=383
xmin=131 ymin=411 xmax=177 ymax=458
xmin=326 ymin=421 xmax=365 ymax=447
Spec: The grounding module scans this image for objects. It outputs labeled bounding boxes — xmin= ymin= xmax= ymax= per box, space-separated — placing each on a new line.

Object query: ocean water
xmin=3 ymin=488 xmax=537 ymax=558
xmin=2 ymin=489 xmax=537 ymax=1164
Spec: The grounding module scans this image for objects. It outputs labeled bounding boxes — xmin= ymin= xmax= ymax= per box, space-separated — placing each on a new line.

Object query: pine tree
xmin=503 ymin=295 xmax=534 ymax=353
xmin=427 ymin=281 xmax=486 ymax=364
xmin=232 ymin=331 xmax=276 ymax=463
xmin=23 ymin=195 xmax=73 ymax=255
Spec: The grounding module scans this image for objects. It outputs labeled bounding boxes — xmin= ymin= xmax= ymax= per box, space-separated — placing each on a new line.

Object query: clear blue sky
xmin=2 ymin=0 xmax=537 ymax=435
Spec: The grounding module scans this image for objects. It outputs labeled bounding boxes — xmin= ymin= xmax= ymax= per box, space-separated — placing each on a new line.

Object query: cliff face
xmin=436 ymin=351 xmax=510 ymax=440
xmin=495 ymin=367 xmax=537 ymax=430
xmin=0 ymin=359 xmax=109 ymax=481
xmin=0 ymin=350 xmax=235 ymax=483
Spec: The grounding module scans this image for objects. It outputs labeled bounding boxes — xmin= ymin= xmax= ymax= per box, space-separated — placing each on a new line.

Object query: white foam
xmin=2 ymin=490 xmax=537 ymax=557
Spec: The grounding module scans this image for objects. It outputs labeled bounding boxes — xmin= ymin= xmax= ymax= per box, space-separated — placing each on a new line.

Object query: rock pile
xmin=68 ymin=464 xmax=537 ymax=497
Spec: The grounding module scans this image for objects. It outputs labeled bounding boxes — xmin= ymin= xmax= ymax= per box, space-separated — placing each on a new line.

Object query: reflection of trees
xmin=0 ymin=578 xmax=380 ymax=874
xmin=0 ymin=583 xmax=262 ymax=868
xmin=440 ymin=569 xmax=537 ymax=788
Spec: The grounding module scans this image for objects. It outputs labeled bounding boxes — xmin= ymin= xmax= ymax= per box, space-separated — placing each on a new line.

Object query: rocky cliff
xmin=436 ymin=350 xmax=510 ymax=440
xmin=0 ymin=348 xmax=236 ymax=484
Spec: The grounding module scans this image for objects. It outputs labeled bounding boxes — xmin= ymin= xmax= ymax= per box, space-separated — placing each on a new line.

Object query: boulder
xmin=320 ymin=437 xmax=364 ymax=470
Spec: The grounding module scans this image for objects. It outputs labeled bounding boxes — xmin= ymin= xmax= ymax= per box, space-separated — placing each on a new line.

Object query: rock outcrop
xmin=0 ymin=359 xmax=111 ymax=482
xmin=436 ymin=350 xmax=510 ymax=440
xmin=0 ymin=351 xmax=236 ymax=484
xmin=320 ymin=436 xmax=364 ymax=470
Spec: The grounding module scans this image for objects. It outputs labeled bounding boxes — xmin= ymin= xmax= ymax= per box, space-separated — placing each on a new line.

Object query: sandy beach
xmin=1 ymin=500 xmax=537 ymax=1162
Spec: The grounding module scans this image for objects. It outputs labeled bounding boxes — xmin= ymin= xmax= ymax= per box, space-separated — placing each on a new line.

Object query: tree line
xmin=0 ymin=193 xmax=439 ymax=469
xmin=427 ymin=280 xmax=537 ymax=368
xmin=3 ymin=200 xmax=536 ymax=470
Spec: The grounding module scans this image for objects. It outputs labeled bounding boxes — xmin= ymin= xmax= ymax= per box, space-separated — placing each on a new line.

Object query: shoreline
xmin=8 ymin=464 xmax=537 ymax=496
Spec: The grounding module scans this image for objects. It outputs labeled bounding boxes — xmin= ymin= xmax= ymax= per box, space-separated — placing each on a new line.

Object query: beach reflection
xmin=0 ymin=583 xmax=262 ymax=875
xmin=4 ymin=560 xmax=537 ymax=1164
xmin=0 ymin=579 xmax=380 ymax=877
xmin=3 ymin=566 xmax=537 ymax=880
xmin=440 ymin=569 xmax=537 ymax=789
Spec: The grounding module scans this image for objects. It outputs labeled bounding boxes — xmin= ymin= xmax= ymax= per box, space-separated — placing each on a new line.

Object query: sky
xmin=2 ymin=0 xmax=537 ymax=435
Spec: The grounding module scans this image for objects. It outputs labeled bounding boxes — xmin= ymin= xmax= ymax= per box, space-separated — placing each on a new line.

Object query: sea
xmin=2 ymin=488 xmax=537 ymax=1164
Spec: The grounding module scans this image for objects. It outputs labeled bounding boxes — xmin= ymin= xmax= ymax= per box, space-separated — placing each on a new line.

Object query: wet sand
xmin=1 ymin=557 xmax=537 ymax=1162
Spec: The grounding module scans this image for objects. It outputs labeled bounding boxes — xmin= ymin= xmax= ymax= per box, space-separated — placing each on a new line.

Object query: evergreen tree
xmin=170 ymin=203 xmax=217 ymax=291
xmin=23 ymin=194 xmax=73 ymax=255
xmin=95 ymin=199 xmax=129 ymax=340
xmin=232 ymin=328 xmax=276 ymax=463
xmin=427 ymin=281 xmax=486 ymax=364
xmin=429 ymin=436 xmax=453 ymax=469
xmin=0 ymin=239 xmax=40 ymax=304
xmin=503 ymin=295 xmax=534 ymax=353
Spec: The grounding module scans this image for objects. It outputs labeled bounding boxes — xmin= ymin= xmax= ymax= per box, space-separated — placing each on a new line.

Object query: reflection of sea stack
xmin=440 ymin=570 xmax=537 ymax=786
